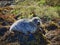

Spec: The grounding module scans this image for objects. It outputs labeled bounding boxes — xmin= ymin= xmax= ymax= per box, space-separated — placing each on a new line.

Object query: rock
xmin=0 ymin=27 xmax=7 ymax=36
xmin=45 ymin=23 xmax=58 ymax=31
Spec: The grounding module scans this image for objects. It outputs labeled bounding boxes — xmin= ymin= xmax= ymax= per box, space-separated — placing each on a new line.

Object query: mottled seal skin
xmin=10 ymin=17 xmax=42 ymax=35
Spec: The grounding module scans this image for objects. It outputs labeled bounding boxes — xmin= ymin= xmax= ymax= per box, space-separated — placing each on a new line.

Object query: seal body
xmin=10 ymin=19 xmax=37 ymax=35
xmin=10 ymin=17 xmax=41 ymax=35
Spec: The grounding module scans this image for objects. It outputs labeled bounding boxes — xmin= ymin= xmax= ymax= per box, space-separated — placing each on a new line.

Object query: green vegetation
xmin=10 ymin=0 xmax=60 ymax=19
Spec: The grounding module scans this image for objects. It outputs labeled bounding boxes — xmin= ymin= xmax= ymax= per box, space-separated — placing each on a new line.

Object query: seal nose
xmin=37 ymin=22 xmax=40 ymax=25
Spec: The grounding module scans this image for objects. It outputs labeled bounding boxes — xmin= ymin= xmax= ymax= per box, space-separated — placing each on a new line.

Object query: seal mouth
xmin=37 ymin=22 xmax=40 ymax=25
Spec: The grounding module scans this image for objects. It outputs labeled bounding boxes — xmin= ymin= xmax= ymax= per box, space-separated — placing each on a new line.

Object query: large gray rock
xmin=0 ymin=0 xmax=15 ymax=7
